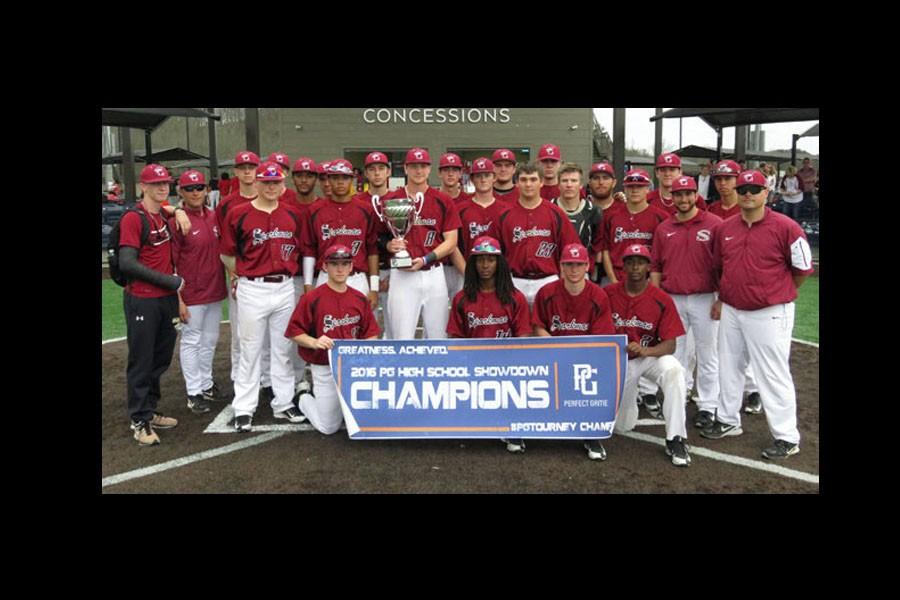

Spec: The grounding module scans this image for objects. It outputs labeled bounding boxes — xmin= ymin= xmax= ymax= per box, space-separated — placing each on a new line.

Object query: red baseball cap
xmin=365 ymin=151 xmax=389 ymax=167
xmin=671 ymin=175 xmax=697 ymax=193
xmin=623 ymin=169 xmax=652 ymax=187
xmin=256 ymin=162 xmax=285 ymax=181
xmin=492 ymin=148 xmax=516 ymax=164
xmin=327 ymin=159 xmax=354 ymax=176
xmin=737 ymin=170 xmax=767 ymax=187
xmin=713 ymin=160 xmax=741 ymax=178
xmin=439 ymin=153 xmax=463 ymax=169
xmin=589 ymin=162 xmax=616 ymax=177
xmin=268 ymin=152 xmax=291 ymax=170
xmin=323 ymin=244 xmax=353 ymax=262
xmin=292 ymin=157 xmax=317 ymax=174
xmin=560 ymin=243 xmax=589 ymax=264
xmin=538 ymin=144 xmax=561 ymax=162
xmin=405 ymin=148 xmax=431 ymax=165
xmin=140 ymin=164 xmax=173 ymax=184
xmin=470 ymin=157 xmax=494 ymax=175
xmin=178 ymin=170 xmax=206 ymax=187
xmin=622 ymin=244 xmax=652 ymax=261
xmin=470 ymin=236 xmax=502 ymax=256
xmin=318 ymin=162 xmax=331 ymax=176
xmin=234 ymin=151 xmax=260 ymax=167
xmin=656 ymin=152 xmax=682 ymax=168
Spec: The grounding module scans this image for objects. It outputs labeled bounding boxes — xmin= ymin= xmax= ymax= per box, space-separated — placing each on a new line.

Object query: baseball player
xmin=647 ymin=152 xmax=708 ymax=215
xmin=496 ymin=162 xmax=581 ymax=308
xmin=317 ymin=162 xmax=333 ymax=200
xmin=533 ymin=243 xmax=616 ymax=460
xmin=586 ymin=162 xmax=626 ymax=286
xmin=706 ymin=159 xmax=763 ymax=413
xmin=218 ymin=162 xmax=305 ymax=432
xmin=650 ymin=175 xmax=724 ymax=429
xmin=380 ymin=148 xmax=462 ymax=340
xmin=606 ymin=244 xmax=691 ymax=467
xmin=353 ymin=151 xmax=394 ymax=339
xmin=446 ymin=236 xmax=531 ymax=454
xmin=285 ymin=244 xmax=381 ymax=435
xmin=536 ymin=143 xmax=587 ymax=201
xmin=702 ymin=170 xmax=814 ymax=460
xmin=549 ymin=163 xmax=604 ymax=282
xmin=446 ymin=157 xmax=508 ymax=301
xmin=438 ymin=152 xmax=472 ymax=300
xmin=492 ymin=148 xmax=520 ymax=203
xmin=302 ymin=159 xmax=380 ymax=305
xmin=118 ymin=164 xmax=185 ymax=445
xmin=170 ymin=170 xmax=228 ymax=415
xmin=268 ymin=152 xmax=299 ymax=207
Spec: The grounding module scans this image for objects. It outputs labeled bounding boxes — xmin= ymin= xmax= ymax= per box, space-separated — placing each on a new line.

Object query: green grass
xmin=792 ymin=275 xmax=819 ymax=344
xmin=101 ymin=279 xmax=229 ymax=341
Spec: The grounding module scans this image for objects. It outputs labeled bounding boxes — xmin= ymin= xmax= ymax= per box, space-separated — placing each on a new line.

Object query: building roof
xmin=649 ymin=108 xmax=819 ymax=130
xmin=102 ymin=108 xmax=219 ymax=131
xmin=101 ymin=146 xmax=208 ymax=165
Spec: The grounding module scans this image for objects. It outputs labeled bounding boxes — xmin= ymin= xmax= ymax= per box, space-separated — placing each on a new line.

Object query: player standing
xmin=533 ymin=243 xmax=616 ymax=460
xmin=647 ymin=152 xmax=707 ymax=215
xmin=549 ymin=163 xmax=604 ymax=282
xmin=268 ymin=152 xmax=299 ymax=207
xmin=219 ymin=162 xmax=305 ymax=432
xmin=650 ymin=176 xmax=724 ymax=429
xmin=702 ymin=171 xmax=814 ymax=459
xmin=497 ymin=162 xmax=581 ymax=308
xmin=286 ymin=244 xmax=381 ymax=435
xmin=381 ymin=148 xmax=462 ymax=340
xmin=606 ymin=244 xmax=691 ymax=467
xmin=438 ymin=152 xmax=472 ymax=300
xmin=492 ymin=148 xmax=520 ymax=203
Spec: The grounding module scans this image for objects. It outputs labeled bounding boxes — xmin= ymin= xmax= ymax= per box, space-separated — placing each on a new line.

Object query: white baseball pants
xmin=512 ymin=275 xmax=559 ymax=309
xmin=228 ymin=289 xmax=271 ymax=386
xmin=387 ymin=265 xmax=449 ymax=340
xmin=315 ymin=270 xmax=369 ymax=295
xmin=717 ymin=302 xmax=799 ymax=444
xmin=232 ymin=278 xmax=296 ymax=417
xmin=297 ymin=364 xmax=344 ymax=435
xmin=179 ymin=300 xmax=223 ymax=396
xmin=615 ymin=354 xmax=687 ymax=441
xmin=444 ymin=264 xmax=464 ymax=305
xmin=671 ymin=293 xmax=719 ymax=414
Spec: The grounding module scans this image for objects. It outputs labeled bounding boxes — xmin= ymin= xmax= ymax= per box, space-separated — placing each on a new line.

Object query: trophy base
xmin=391 ymin=256 xmax=413 ymax=269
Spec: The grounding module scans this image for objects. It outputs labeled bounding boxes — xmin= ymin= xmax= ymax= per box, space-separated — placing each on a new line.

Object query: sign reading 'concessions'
xmin=329 ymin=335 xmax=627 ymax=440
xmin=362 ymin=108 xmax=511 ymax=125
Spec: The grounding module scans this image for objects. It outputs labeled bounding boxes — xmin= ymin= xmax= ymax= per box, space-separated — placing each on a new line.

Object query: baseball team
xmin=116 ymin=144 xmax=814 ymax=468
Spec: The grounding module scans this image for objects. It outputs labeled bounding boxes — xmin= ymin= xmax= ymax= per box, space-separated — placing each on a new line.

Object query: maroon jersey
xmin=216 ymin=190 xmax=256 ymax=230
xmin=456 ymin=197 xmax=511 ymax=259
xmin=448 ymin=190 xmax=473 ymax=205
xmin=168 ymin=205 xmax=228 ymax=306
xmin=219 ymin=201 xmax=303 ymax=278
xmin=648 ymin=190 xmax=707 ymax=215
xmin=378 ymin=188 xmax=461 ymax=262
xmin=533 ymin=280 xmax=615 ymax=336
xmin=713 ymin=208 xmax=814 ymax=311
xmin=354 ymin=191 xmax=391 ymax=270
xmin=707 ymin=200 xmax=741 ymax=221
xmin=303 ymin=198 xmax=378 ymax=273
xmin=285 ymin=284 xmax=380 ymax=365
xmin=497 ymin=200 xmax=581 ymax=278
xmin=280 ymin=187 xmax=298 ymax=206
xmin=605 ymin=282 xmax=686 ymax=359
xmin=119 ymin=204 xmax=175 ymax=299
xmin=601 ymin=203 xmax=670 ymax=280
xmin=447 ymin=289 xmax=532 ymax=338
xmin=494 ymin=186 xmax=520 ymax=204
xmin=651 ymin=210 xmax=724 ymax=295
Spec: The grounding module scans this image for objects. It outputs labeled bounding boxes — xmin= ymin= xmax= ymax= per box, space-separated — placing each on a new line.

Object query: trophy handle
xmin=371 ymin=194 xmax=384 ymax=221
xmin=413 ymin=192 xmax=425 ymax=219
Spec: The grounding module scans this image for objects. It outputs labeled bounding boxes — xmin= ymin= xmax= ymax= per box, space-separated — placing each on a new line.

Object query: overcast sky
xmin=592 ymin=108 xmax=819 ymax=156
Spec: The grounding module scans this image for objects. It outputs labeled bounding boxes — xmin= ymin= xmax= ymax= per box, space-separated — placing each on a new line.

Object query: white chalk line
xmin=619 ymin=430 xmax=819 ymax=485
xmin=101 ymin=431 xmax=288 ymax=489
xmin=102 ymin=320 xmax=231 ymax=345
xmin=204 ymin=404 xmax=317 ymax=434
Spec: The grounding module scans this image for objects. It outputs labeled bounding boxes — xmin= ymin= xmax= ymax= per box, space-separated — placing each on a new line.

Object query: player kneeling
xmin=446 ymin=236 xmax=532 ymax=454
xmin=285 ymin=245 xmax=381 ymax=434
xmin=533 ymin=244 xmax=616 ymax=461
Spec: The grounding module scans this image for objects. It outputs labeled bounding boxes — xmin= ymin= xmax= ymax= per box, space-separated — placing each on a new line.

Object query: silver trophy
xmin=372 ymin=192 xmax=425 ymax=269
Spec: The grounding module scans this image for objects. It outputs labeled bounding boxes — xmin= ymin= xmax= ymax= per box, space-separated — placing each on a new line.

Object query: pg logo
xmin=573 ymin=364 xmax=598 ymax=395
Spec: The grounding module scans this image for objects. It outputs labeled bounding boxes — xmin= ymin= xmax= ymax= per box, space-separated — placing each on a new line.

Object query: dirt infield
xmin=101 ymin=326 xmax=819 ymax=494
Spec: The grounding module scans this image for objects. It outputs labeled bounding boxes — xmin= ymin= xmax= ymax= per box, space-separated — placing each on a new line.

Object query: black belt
xmin=245 ymin=274 xmax=290 ymax=283
xmin=514 ymin=273 xmax=553 ymax=280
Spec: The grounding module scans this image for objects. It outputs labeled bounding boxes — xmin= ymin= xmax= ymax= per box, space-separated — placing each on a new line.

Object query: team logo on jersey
xmin=321 ymin=224 xmax=363 ymax=241
xmin=251 ymin=227 xmax=294 ymax=246
xmin=696 ymin=229 xmax=711 ymax=242
xmin=469 ymin=221 xmax=492 ymax=239
xmin=613 ymin=228 xmax=653 ymax=243
xmin=413 ymin=216 xmax=437 ymax=226
xmin=550 ymin=315 xmax=589 ymax=333
xmin=323 ymin=313 xmax=361 ymax=334
xmin=573 ymin=364 xmax=598 ymax=395
xmin=512 ymin=226 xmax=551 ymax=243
xmin=468 ymin=312 xmax=509 ymax=329
xmin=612 ymin=312 xmax=654 ymax=331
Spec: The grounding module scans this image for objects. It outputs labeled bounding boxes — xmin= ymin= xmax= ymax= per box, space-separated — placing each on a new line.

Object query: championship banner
xmin=329 ymin=335 xmax=628 ymax=440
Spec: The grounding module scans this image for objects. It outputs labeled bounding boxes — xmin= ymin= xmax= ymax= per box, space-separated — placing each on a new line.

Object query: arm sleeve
xmin=119 ymin=247 xmax=182 ymax=290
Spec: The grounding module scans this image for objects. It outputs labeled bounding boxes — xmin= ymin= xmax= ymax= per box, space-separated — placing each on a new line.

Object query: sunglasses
xmin=736 ymin=185 xmax=765 ymax=195
xmin=182 ymin=184 xmax=206 ymax=192
xmin=472 ymin=242 xmax=501 ymax=254
xmin=624 ymin=176 xmax=649 ymax=184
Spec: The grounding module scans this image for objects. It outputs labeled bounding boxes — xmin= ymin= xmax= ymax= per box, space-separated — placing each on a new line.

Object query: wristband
xmin=426 ymin=251 xmax=438 ymax=265
xmin=370 ymin=275 xmax=380 ymax=292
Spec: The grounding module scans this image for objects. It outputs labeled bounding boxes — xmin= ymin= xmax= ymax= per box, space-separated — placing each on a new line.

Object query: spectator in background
xmin=797 ymin=157 xmax=817 ymax=207
xmin=704 ymin=161 xmax=719 ymax=202
xmin=779 ymin=165 xmax=804 ymax=222
xmin=762 ymin=164 xmax=777 ymax=206
xmin=207 ymin=179 xmax=220 ymax=210
xmin=219 ymin=172 xmax=233 ymax=196
xmin=695 ymin=163 xmax=712 ymax=199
